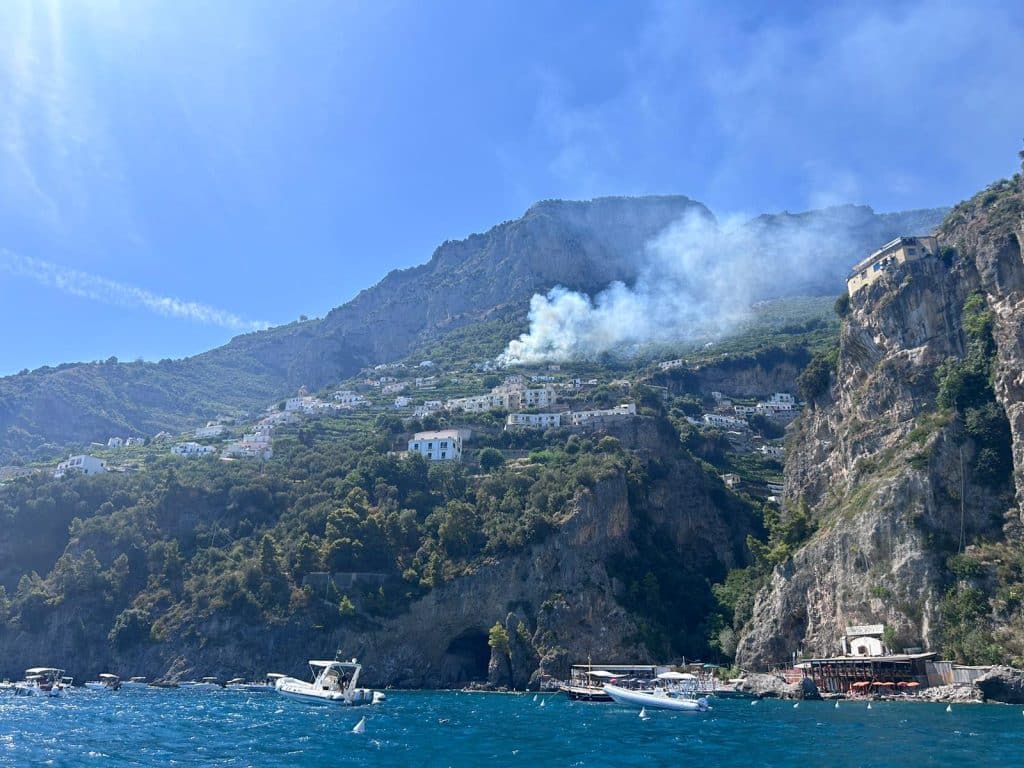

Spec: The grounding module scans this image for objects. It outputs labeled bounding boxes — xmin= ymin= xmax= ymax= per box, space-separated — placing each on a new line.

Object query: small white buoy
xmin=639 ymin=707 xmax=647 ymax=719
xmin=540 ymin=698 xmax=546 ymax=707
xmin=533 ymin=694 xmax=538 ymax=702
xmin=750 ymin=699 xmax=759 ymax=705
xmin=867 ymin=702 xmax=873 ymax=710
xmin=352 ymin=717 xmax=366 ymax=734
xmin=946 ymin=704 xmax=952 ymax=713
xmin=834 ymin=701 xmax=840 ymax=709
xmin=793 ymin=702 xmax=799 ymax=709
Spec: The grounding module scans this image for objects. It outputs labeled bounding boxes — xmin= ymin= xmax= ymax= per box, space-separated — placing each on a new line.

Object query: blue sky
xmin=1 ymin=0 xmax=1022 ymax=375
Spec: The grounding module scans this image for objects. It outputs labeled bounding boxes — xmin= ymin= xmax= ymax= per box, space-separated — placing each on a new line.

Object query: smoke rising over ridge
xmin=499 ymin=208 xmax=868 ymax=366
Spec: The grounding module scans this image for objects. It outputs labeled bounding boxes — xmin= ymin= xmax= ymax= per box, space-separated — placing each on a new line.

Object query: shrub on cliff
xmin=796 ymin=347 xmax=837 ymax=404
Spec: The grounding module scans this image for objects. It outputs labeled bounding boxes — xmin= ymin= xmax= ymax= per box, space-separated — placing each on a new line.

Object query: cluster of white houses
xmin=731 ymin=392 xmax=798 ymax=418
xmin=691 ymin=392 xmax=800 ymax=432
xmin=445 ymin=385 xmax=557 ymax=413
xmin=106 ymin=436 xmax=144 ymax=448
xmin=171 ymin=442 xmax=217 ymax=457
xmin=505 ymin=403 xmax=638 ymax=430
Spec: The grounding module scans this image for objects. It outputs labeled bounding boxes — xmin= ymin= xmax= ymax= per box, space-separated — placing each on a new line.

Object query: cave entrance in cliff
xmin=444 ymin=629 xmax=491 ymax=682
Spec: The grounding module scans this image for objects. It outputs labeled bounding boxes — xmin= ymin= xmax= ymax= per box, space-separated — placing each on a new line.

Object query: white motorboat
xmin=275 ymin=660 xmax=379 ymax=705
xmin=121 ymin=676 xmax=148 ymax=689
xmin=603 ymin=682 xmax=710 ymax=712
xmin=14 ymin=668 xmax=64 ymax=697
xmin=227 ymin=673 xmax=286 ymax=692
xmin=84 ymin=673 xmax=121 ymax=691
xmin=558 ymin=664 xmax=673 ymax=702
xmin=180 ymin=677 xmax=223 ymax=690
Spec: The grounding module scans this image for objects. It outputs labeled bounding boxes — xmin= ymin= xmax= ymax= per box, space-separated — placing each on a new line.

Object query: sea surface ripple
xmin=0 ymin=689 xmax=1020 ymax=767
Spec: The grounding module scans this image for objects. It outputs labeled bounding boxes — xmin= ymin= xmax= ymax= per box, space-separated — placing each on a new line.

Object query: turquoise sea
xmin=0 ymin=689 xmax=1021 ymax=767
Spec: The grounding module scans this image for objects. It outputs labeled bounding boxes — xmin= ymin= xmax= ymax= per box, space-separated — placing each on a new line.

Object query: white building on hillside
xmin=506 ymin=412 xmax=562 ymax=429
xmin=407 ymin=430 xmax=463 ymax=461
xmin=446 ymin=392 xmax=510 ymax=413
xmin=702 ymin=413 xmax=748 ymax=430
xmin=54 ymin=455 xmax=107 ymax=478
xmin=414 ymin=400 xmax=444 ymax=418
xmin=285 ymin=396 xmax=312 ymax=412
xmin=107 ymin=437 xmax=124 ymax=449
xmin=262 ymin=411 xmax=298 ymax=427
xmin=171 ymin=442 xmax=216 ymax=457
xmin=332 ymin=390 xmax=368 ymax=406
xmin=222 ymin=441 xmax=273 ymax=460
xmin=242 ymin=430 xmax=273 ymax=445
xmin=510 ymin=387 xmax=556 ymax=409
xmin=394 ymin=396 xmax=412 ymax=408
xmin=569 ymin=403 xmax=637 ymax=426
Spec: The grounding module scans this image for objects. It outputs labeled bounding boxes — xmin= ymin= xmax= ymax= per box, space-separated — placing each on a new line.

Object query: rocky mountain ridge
xmin=0 ymin=198 xmax=945 ymax=462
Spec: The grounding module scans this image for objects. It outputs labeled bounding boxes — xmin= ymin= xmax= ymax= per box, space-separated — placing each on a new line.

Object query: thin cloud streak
xmin=0 ymin=249 xmax=269 ymax=332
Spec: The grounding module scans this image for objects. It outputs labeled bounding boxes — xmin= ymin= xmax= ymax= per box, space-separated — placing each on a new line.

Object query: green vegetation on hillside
xmin=0 ymin=409 xmax=690 ymax=666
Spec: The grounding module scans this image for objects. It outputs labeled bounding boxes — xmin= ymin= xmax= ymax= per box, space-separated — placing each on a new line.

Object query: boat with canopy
xmin=14 ymin=668 xmax=65 ymax=697
xmin=603 ymin=671 xmax=710 ymax=712
xmin=84 ymin=673 xmax=121 ymax=691
xmin=275 ymin=660 xmax=381 ymax=705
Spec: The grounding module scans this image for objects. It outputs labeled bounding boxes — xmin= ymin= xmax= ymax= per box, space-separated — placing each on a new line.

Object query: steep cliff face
xmin=737 ymin=177 xmax=1024 ymax=667
xmin=651 ymin=347 xmax=813 ymax=399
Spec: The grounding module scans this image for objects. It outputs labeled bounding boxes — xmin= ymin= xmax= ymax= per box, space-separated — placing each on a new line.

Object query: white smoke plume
xmin=499 ymin=209 xmax=846 ymax=366
xmin=0 ymin=249 xmax=269 ymax=332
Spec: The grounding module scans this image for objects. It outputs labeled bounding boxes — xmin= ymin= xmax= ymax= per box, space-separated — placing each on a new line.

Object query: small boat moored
xmin=275 ymin=659 xmax=379 ymax=705
xmin=14 ymin=668 xmax=65 ymax=697
xmin=121 ymin=677 xmax=149 ymax=689
xmin=227 ymin=673 xmax=286 ymax=692
xmin=603 ymin=672 xmax=710 ymax=712
xmin=603 ymin=683 xmax=709 ymax=711
xmin=558 ymin=664 xmax=673 ymax=702
xmin=84 ymin=673 xmax=121 ymax=691
xmin=180 ymin=677 xmax=224 ymax=690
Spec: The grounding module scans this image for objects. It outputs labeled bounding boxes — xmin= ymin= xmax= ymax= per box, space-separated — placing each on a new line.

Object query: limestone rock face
xmin=736 ymin=673 xmax=789 ymax=698
xmin=975 ymin=666 xmax=1024 ymax=704
xmin=786 ymin=677 xmax=822 ymax=700
xmin=738 ymin=178 xmax=1024 ymax=669
xmin=917 ymin=684 xmax=984 ymax=703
